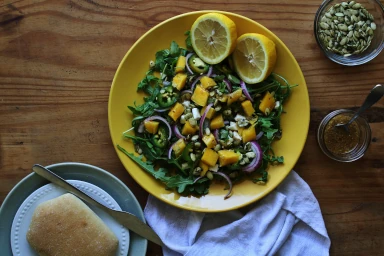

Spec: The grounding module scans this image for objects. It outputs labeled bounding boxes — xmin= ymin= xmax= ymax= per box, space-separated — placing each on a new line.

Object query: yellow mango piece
xmin=242 ymin=125 xmax=257 ymax=143
xmin=218 ymin=95 xmax=228 ymax=103
xmin=202 ymin=134 xmax=217 ymax=149
xmin=241 ymin=100 xmax=255 ymax=116
xmin=168 ymin=102 xmax=185 ymax=121
xmin=172 ymin=138 xmax=186 ymax=157
xmin=227 ymin=89 xmax=243 ymax=105
xmin=182 ymin=121 xmax=197 ymax=135
xmin=144 ymin=120 xmax=159 ymax=134
xmin=259 ymin=91 xmax=275 ymax=115
xmin=201 ymin=148 xmax=219 ymax=167
xmin=237 ymin=127 xmax=244 ymax=136
xmin=172 ymin=73 xmax=187 ymax=91
xmin=199 ymin=161 xmax=209 ymax=177
xmin=200 ymin=76 xmax=217 ymax=89
xmin=175 ymin=56 xmax=186 ymax=73
xmin=210 ymin=114 xmax=225 ymax=130
xmin=200 ymin=106 xmax=216 ymax=119
xmin=218 ymin=150 xmax=240 ymax=167
xmin=191 ymin=86 xmax=209 ymax=106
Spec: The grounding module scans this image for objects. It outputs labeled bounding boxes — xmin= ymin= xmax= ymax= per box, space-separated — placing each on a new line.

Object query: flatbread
xmin=26 ymin=193 xmax=118 ymax=256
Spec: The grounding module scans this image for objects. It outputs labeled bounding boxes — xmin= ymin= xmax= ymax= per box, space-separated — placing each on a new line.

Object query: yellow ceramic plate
xmin=108 ymin=11 xmax=309 ymax=212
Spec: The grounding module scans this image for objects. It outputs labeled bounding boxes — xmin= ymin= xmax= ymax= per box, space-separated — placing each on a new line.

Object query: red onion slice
xmin=199 ymin=103 xmax=213 ymax=138
xmin=145 ymin=116 xmax=172 ymax=140
xmin=213 ymin=129 xmax=219 ymax=142
xmin=185 ymin=53 xmax=194 ymax=75
xmin=154 ymin=107 xmax=170 ymax=113
xmin=162 ymin=81 xmax=171 ymax=86
xmin=242 ymin=141 xmax=263 ymax=173
xmin=240 ymin=81 xmax=253 ymax=102
xmin=206 ymin=65 xmax=213 ymax=77
xmin=223 ymin=79 xmax=232 ymax=92
xmin=138 ymin=122 xmax=145 ymax=133
xmin=193 ymin=176 xmax=204 ymax=183
xmin=180 ymin=90 xmax=192 ymax=96
xmin=256 ymin=131 xmax=264 ymax=141
xmin=168 ymin=140 xmax=178 ymax=159
xmin=212 ymin=172 xmax=233 ymax=199
xmin=173 ymin=125 xmax=186 ymax=140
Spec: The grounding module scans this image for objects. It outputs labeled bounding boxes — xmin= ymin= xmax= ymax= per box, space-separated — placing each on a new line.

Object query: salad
xmin=118 ymin=31 xmax=296 ymax=199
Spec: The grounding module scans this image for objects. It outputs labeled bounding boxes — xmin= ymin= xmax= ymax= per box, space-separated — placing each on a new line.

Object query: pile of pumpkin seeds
xmin=318 ymin=1 xmax=377 ymax=57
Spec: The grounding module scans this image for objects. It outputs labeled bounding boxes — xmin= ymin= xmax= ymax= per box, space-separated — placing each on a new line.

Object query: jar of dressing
xmin=317 ymin=109 xmax=371 ymax=162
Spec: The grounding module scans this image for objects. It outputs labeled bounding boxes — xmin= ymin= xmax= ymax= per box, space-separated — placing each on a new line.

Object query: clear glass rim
xmin=314 ymin=0 xmax=384 ymax=66
xmin=317 ymin=109 xmax=372 ymax=162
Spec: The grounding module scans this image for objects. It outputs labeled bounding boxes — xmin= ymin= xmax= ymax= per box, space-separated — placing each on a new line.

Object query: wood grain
xmin=0 ymin=1 xmax=383 ymax=255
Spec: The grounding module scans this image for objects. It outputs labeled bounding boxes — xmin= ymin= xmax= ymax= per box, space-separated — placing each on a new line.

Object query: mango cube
xmin=218 ymin=150 xmax=240 ymax=167
xmin=168 ymin=102 xmax=185 ymax=121
xmin=199 ymin=161 xmax=209 ymax=177
xmin=172 ymin=73 xmax=187 ymax=90
xmin=210 ymin=114 xmax=225 ymax=130
xmin=144 ymin=120 xmax=159 ymax=134
xmin=202 ymin=134 xmax=217 ymax=149
xmin=200 ymin=76 xmax=217 ymax=89
xmin=241 ymin=100 xmax=255 ymax=116
xmin=201 ymin=148 xmax=219 ymax=167
xmin=175 ymin=56 xmax=186 ymax=73
xmin=182 ymin=121 xmax=197 ymax=135
xmin=227 ymin=89 xmax=243 ymax=105
xmin=172 ymin=138 xmax=186 ymax=157
xmin=242 ymin=125 xmax=257 ymax=143
xmin=191 ymin=86 xmax=209 ymax=107
xmin=259 ymin=91 xmax=275 ymax=115
xmin=200 ymin=106 xmax=216 ymax=119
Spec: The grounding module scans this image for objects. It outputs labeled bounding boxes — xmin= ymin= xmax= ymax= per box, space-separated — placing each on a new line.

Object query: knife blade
xmin=32 ymin=164 xmax=163 ymax=246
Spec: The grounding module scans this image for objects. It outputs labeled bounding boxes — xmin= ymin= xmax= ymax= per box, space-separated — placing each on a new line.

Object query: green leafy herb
xmin=184 ymin=30 xmax=193 ymax=49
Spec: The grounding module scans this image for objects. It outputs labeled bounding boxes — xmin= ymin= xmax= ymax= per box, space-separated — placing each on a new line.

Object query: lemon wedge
xmin=191 ymin=13 xmax=237 ymax=65
xmin=232 ymin=33 xmax=277 ymax=84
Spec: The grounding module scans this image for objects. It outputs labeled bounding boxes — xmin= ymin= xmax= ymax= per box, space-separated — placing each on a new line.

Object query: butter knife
xmin=32 ymin=164 xmax=163 ymax=246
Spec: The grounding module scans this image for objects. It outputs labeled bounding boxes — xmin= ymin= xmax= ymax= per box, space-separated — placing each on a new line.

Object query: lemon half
xmin=191 ymin=13 xmax=237 ymax=65
xmin=233 ymin=33 xmax=277 ymax=84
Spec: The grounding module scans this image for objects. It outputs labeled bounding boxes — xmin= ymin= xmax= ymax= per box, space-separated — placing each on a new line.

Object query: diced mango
xmin=200 ymin=106 xmax=216 ymax=119
xmin=237 ymin=127 xmax=244 ymax=136
xmin=259 ymin=91 xmax=275 ymax=115
xmin=227 ymin=89 xmax=243 ymax=105
xmin=218 ymin=95 xmax=228 ymax=103
xmin=201 ymin=148 xmax=219 ymax=167
xmin=172 ymin=138 xmax=186 ymax=157
xmin=144 ymin=120 xmax=159 ymax=134
xmin=175 ymin=56 xmax=186 ymax=73
xmin=202 ymin=133 xmax=217 ymax=149
xmin=191 ymin=86 xmax=209 ymax=106
xmin=182 ymin=121 xmax=197 ymax=135
xmin=210 ymin=114 xmax=225 ymax=130
xmin=199 ymin=161 xmax=209 ymax=177
xmin=200 ymin=76 xmax=217 ymax=89
xmin=168 ymin=102 xmax=185 ymax=121
xmin=172 ymin=73 xmax=187 ymax=90
xmin=241 ymin=100 xmax=256 ymax=116
xmin=218 ymin=150 xmax=240 ymax=167
xmin=242 ymin=125 xmax=257 ymax=143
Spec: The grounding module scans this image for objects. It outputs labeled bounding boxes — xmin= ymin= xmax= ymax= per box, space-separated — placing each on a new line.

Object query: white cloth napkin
xmin=144 ymin=171 xmax=331 ymax=256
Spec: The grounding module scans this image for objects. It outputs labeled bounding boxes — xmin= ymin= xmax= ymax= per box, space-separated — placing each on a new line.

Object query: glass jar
xmin=317 ymin=109 xmax=371 ymax=162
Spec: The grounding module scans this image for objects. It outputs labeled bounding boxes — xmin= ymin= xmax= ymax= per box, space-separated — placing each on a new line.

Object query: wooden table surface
xmin=1 ymin=0 xmax=383 ymax=255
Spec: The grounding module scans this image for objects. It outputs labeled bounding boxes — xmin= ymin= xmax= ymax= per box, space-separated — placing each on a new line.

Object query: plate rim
xmin=108 ymin=10 xmax=310 ymax=212
xmin=0 ymin=162 xmax=147 ymax=256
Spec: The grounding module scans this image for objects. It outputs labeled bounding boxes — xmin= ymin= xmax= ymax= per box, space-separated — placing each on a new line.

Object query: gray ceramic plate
xmin=0 ymin=162 xmax=147 ymax=256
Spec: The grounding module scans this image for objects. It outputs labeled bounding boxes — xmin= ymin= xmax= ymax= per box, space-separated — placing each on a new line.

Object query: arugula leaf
xmin=170 ymin=41 xmax=180 ymax=57
xmin=227 ymin=74 xmax=241 ymax=85
xmin=117 ymin=145 xmax=209 ymax=194
xmin=184 ymin=30 xmax=193 ymax=49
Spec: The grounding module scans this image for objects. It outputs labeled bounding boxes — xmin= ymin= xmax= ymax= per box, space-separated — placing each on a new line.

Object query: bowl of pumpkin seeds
xmin=315 ymin=0 xmax=384 ymax=65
